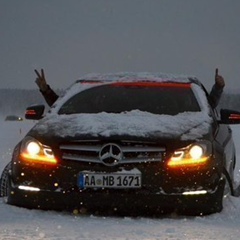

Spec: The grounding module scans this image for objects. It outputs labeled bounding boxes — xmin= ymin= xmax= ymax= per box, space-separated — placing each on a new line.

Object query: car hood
xmin=28 ymin=110 xmax=212 ymax=143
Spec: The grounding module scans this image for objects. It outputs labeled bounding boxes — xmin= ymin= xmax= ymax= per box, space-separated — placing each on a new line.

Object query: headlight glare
xmin=20 ymin=137 xmax=57 ymax=164
xmin=26 ymin=141 xmax=41 ymax=156
xmin=168 ymin=141 xmax=211 ymax=168
xmin=189 ymin=145 xmax=204 ymax=160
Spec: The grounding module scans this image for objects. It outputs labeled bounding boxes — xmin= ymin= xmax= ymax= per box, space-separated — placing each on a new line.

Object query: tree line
xmin=0 ymin=89 xmax=62 ymax=118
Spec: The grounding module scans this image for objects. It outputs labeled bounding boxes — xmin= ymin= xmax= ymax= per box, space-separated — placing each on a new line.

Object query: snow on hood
xmin=32 ymin=110 xmax=212 ymax=141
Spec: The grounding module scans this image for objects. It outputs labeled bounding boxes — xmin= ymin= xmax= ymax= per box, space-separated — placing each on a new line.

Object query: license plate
xmin=78 ymin=172 xmax=142 ymax=189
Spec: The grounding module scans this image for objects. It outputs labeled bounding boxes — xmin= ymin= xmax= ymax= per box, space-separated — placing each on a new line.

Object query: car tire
xmin=210 ymin=176 xmax=232 ymax=214
xmin=185 ymin=179 xmax=225 ymax=216
xmin=0 ymin=162 xmax=11 ymax=198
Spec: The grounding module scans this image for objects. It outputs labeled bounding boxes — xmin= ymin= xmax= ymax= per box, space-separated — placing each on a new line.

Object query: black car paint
xmin=2 ymin=76 xmax=240 ymax=216
xmin=7 ymin=124 xmax=229 ymax=215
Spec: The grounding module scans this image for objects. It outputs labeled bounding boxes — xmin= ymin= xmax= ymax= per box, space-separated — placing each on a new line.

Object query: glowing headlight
xmin=26 ymin=141 xmax=41 ymax=156
xmin=20 ymin=137 xmax=57 ymax=164
xmin=189 ymin=145 xmax=204 ymax=160
xmin=168 ymin=141 xmax=211 ymax=168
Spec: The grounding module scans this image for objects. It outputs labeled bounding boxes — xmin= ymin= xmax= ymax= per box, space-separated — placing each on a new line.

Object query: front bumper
xmin=7 ymin=177 xmax=225 ymax=215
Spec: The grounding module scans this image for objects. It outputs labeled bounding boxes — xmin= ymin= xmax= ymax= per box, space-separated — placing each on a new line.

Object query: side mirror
xmin=25 ymin=105 xmax=45 ymax=120
xmin=219 ymin=109 xmax=240 ymax=124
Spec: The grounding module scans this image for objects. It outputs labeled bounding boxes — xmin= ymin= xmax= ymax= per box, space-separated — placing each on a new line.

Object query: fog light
xmin=18 ymin=185 xmax=40 ymax=191
xmin=182 ymin=190 xmax=207 ymax=195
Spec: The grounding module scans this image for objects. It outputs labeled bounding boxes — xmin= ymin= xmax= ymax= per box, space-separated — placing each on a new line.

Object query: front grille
xmin=59 ymin=140 xmax=166 ymax=165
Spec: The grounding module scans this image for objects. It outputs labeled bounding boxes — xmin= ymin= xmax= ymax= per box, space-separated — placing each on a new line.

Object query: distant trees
xmin=220 ymin=93 xmax=240 ymax=110
xmin=0 ymin=89 xmax=45 ymax=117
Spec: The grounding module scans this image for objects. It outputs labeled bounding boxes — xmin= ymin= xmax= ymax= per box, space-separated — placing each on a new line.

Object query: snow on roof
xmin=78 ymin=72 xmax=197 ymax=82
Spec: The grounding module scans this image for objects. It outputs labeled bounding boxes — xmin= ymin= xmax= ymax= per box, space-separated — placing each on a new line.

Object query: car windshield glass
xmin=58 ymin=83 xmax=201 ymax=115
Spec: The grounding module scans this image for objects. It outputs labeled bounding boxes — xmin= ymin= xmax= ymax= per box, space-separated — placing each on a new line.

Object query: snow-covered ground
xmin=1 ymin=119 xmax=240 ymax=239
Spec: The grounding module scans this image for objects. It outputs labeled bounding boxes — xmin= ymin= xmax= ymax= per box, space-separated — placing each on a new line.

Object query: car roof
xmin=75 ymin=72 xmax=201 ymax=85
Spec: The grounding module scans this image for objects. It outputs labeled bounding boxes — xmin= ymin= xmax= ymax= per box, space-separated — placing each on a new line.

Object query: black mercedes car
xmin=1 ymin=72 xmax=240 ymax=215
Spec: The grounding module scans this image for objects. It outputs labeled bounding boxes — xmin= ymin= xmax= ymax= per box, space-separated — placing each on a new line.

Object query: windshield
xmin=58 ymin=83 xmax=200 ymax=115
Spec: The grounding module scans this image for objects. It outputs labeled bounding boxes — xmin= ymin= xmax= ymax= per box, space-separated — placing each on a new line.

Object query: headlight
xmin=26 ymin=141 xmax=41 ymax=155
xmin=20 ymin=137 xmax=57 ymax=164
xmin=167 ymin=141 xmax=211 ymax=168
xmin=189 ymin=145 xmax=204 ymax=160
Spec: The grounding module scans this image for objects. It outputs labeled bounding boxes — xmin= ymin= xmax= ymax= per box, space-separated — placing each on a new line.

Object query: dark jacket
xmin=209 ymin=83 xmax=224 ymax=109
xmin=40 ymin=85 xmax=59 ymax=107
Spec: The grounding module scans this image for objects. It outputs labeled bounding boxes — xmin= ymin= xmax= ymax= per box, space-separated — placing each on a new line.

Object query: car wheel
xmin=0 ymin=162 xmax=11 ymax=198
xmin=233 ymin=156 xmax=236 ymax=170
xmin=212 ymin=176 xmax=232 ymax=214
xmin=199 ymin=178 xmax=226 ymax=215
xmin=223 ymin=177 xmax=232 ymax=197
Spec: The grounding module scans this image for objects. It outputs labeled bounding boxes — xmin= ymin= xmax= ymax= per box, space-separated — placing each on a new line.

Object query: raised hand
xmin=215 ymin=68 xmax=225 ymax=89
xmin=34 ymin=69 xmax=48 ymax=92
